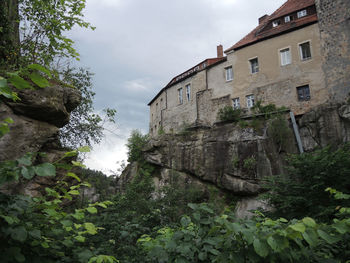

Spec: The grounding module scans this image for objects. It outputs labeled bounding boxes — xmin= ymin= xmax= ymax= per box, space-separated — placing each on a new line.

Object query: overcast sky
xmin=70 ymin=0 xmax=286 ymax=174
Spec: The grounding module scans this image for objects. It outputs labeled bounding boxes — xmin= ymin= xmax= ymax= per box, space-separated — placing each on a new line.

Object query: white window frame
xmin=249 ymin=57 xmax=259 ymax=74
xmin=279 ymin=47 xmax=291 ymax=66
xmin=178 ymin=88 xmax=183 ymax=104
xmin=185 ymin=84 xmax=191 ymax=101
xmin=297 ymin=9 xmax=307 ymax=18
xmin=225 ymin=66 xmax=233 ymax=81
xmin=232 ymin=97 xmax=240 ymax=109
xmin=272 ymin=20 xmax=280 ymax=27
xmin=246 ymin=94 xmax=255 ymax=108
xmin=284 ymin=15 xmax=291 ymax=23
xmin=299 ymin=41 xmax=312 ymax=61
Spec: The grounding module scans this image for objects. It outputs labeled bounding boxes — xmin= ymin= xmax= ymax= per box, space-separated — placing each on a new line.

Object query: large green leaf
xmin=10 ymin=226 xmax=28 ymax=242
xmin=27 ymin=64 xmax=52 ymax=78
xmin=86 ymin=207 xmax=98 ymax=214
xmin=289 ymin=223 xmax=306 ymax=233
xmin=84 ymin=222 xmax=97 ymax=235
xmin=29 ymin=72 xmax=49 ymax=88
xmin=317 ymin=229 xmax=341 ymax=244
xmin=34 ymin=163 xmax=56 ymax=177
xmin=253 ymin=238 xmax=269 ymax=258
xmin=8 ymin=74 xmax=32 ymax=90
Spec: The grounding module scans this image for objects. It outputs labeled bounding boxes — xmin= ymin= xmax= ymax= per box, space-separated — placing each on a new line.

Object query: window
xmin=284 ymin=15 xmax=293 ymax=23
xmin=246 ymin=94 xmax=255 ymax=108
xmin=185 ymin=84 xmax=191 ymax=101
xmin=280 ymin=48 xmax=291 ymax=66
xmin=232 ymin=98 xmax=240 ymax=109
xmin=249 ymin=58 xmax=259 ymax=73
xmin=225 ymin=66 xmax=233 ymax=81
xmin=272 ymin=20 xmax=281 ymax=27
xmin=299 ymin=42 xmax=312 ymax=60
xmin=178 ymin=88 xmax=183 ymax=104
xmin=297 ymin=85 xmax=311 ymax=101
xmin=297 ymin=9 xmax=307 ymax=18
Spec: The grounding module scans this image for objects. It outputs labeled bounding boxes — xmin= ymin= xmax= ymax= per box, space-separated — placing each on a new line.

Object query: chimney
xmin=217 ymin=45 xmax=223 ymax=58
xmin=259 ymin=14 xmax=269 ymax=24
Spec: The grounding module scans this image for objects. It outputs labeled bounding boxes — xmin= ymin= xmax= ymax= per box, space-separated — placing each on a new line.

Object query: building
xmin=225 ymin=0 xmax=327 ymax=115
xmin=148 ymin=0 xmax=329 ymax=136
xmin=148 ymin=46 xmax=227 ymax=136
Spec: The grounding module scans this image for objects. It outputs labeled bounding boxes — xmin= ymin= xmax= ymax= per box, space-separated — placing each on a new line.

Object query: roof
xmin=225 ymin=0 xmax=317 ymax=52
xmin=148 ymin=57 xmax=226 ymax=106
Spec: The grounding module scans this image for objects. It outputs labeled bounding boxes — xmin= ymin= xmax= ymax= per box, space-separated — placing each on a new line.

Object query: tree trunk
xmin=0 ymin=0 xmax=20 ymax=69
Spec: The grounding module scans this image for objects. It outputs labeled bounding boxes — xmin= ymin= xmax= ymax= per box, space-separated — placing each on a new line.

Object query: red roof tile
xmin=225 ymin=0 xmax=317 ymax=52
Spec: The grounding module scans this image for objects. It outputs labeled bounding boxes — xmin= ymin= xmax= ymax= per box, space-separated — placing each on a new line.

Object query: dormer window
xmin=284 ymin=15 xmax=293 ymax=23
xmin=297 ymin=9 xmax=307 ymax=18
xmin=272 ymin=20 xmax=281 ymax=27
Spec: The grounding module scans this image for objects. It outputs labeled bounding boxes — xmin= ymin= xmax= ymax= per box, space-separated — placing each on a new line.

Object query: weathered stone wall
xmin=315 ymin=0 xmax=350 ymax=102
xmin=134 ymin=102 xmax=350 ymax=217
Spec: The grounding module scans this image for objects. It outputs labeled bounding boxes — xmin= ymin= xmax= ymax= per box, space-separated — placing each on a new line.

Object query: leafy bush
xmin=139 ymin=200 xmax=350 ymax=263
xmin=0 ymin=148 xmax=117 ymax=263
xmin=217 ymin=106 xmax=241 ymax=122
xmin=126 ymin=130 xmax=149 ymax=162
xmin=263 ymin=144 xmax=350 ymax=221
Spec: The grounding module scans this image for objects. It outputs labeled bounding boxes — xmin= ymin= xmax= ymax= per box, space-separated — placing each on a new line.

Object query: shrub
xmin=217 ymin=106 xmax=241 ymax=122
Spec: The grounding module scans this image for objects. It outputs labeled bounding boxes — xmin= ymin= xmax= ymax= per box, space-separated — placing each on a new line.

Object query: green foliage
xmin=243 ymin=156 xmax=257 ymax=172
xmin=217 ymin=105 xmax=241 ymax=122
xmin=18 ymin=0 xmax=94 ymax=66
xmin=263 ymin=144 xmax=350 ymax=221
xmin=126 ymin=130 xmax=149 ymax=162
xmin=252 ymin=100 xmax=287 ymax=119
xmin=58 ymin=67 xmax=117 ymax=149
xmin=268 ymin=114 xmax=293 ymax=152
xmin=158 ymin=126 xmax=165 ymax=135
xmin=139 ymin=201 xmax=350 ymax=262
xmin=0 ymin=148 xmax=117 ymax=263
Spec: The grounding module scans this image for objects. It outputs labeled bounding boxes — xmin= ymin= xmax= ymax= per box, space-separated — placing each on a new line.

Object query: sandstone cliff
xmin=119 ymin=102 xmax=350 ymax=217
xmin=0 ymin=85 xmax=81 ymax=195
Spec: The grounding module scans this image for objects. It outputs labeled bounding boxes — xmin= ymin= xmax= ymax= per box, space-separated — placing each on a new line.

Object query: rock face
xmin=143 ymin=118 xmax=295 ymax=196
xmin=0 ymin=85 xmax=80 ymax=162
xmin=120 ymin=102 xmax=350 ymax=217
xmin=0 ymin=85 xmax=81 ymax=196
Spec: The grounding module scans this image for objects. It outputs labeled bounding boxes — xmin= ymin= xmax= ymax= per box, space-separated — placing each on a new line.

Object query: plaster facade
xmin=229 ymin=23 xmax=327 ymax=115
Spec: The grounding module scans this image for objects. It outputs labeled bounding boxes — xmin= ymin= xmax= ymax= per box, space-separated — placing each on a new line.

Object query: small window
xmin=249 ymin=58 xmax=259 ymax=74
xmin=185 ymin=84 xmax=191 ymax=101
xmin=299 ymin=42 xmax=312 ymax=60
xmin=280 ymin=48 xmax=291 ymax=66
xmin=178 ymin=88 xmax=183 ymax=104
xmin=272 ymin=20 xmax=281 ymax=27
xmin=297 ymin=9 xmax=307 ymax=18
xmin=284 ymin=15 xmax=292 ymax=23
xmin=232 ymin=98 xmax=240 ymax=109
xmin=225 ymin=66 xmax=233 ymax=81
xmin=297 ymin=85 xmax=311 ymax=101
xmin=246 ymin=94 xmax=255 ymax=108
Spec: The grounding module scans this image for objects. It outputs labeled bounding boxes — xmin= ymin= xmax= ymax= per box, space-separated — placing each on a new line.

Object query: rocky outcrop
xmin=119 ymin=102 xmax=350 ymax=217
xmin=143 ymin=118 xmax=294 ymax=196
xmin=0 ymin=85 xmax=81 ymax=196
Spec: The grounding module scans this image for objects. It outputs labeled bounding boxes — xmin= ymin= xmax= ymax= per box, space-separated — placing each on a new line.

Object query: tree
xmin=58 ymin=67 xmax=116 ymax=149
xmin=0 ymin=0 xmax=93 ymax=68
xmin=263 ymin=144 xmax=350 ymax=221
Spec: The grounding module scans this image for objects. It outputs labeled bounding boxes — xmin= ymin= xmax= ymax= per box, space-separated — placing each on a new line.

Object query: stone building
xmin=224 ymin=0 xmax=327 ymax=115
xmin=148 ymin=48 xmax=226 ymax=136
xmin=148 ymin=0 xmax=341 ymax=135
